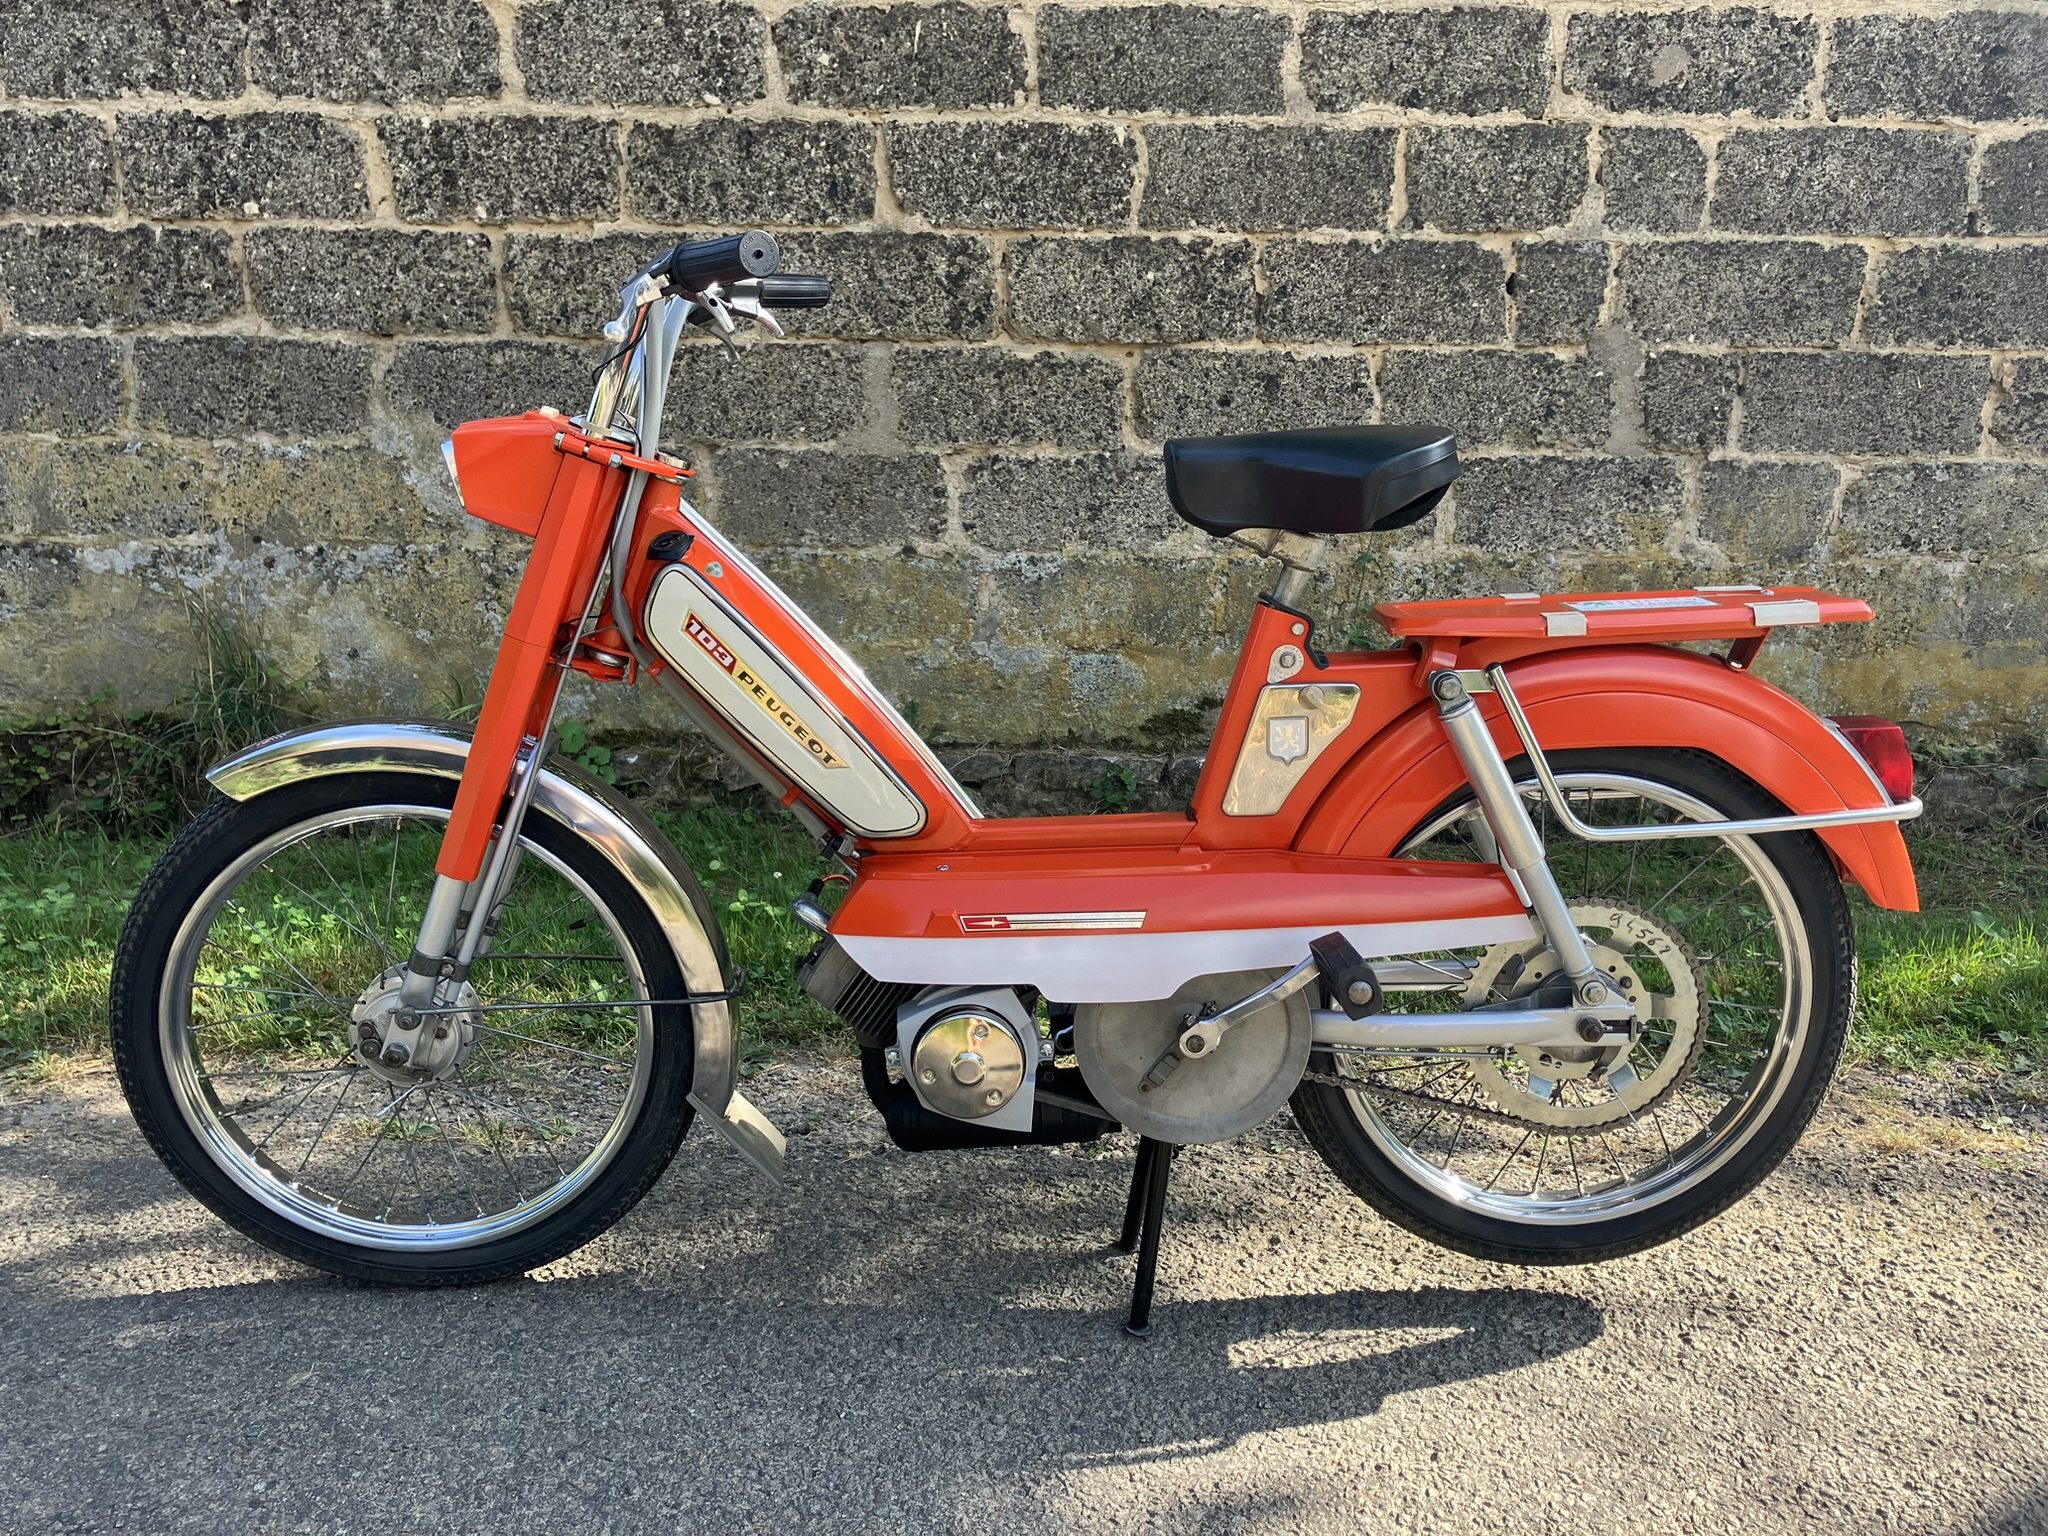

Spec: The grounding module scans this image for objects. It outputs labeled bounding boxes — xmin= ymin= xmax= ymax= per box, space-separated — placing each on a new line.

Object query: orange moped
xmin=112 ymin=232 xmax=1921 ymax=1332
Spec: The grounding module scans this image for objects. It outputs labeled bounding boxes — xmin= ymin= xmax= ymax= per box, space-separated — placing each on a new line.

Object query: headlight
xmin=441 ymin=437 xmax=461 ymax=495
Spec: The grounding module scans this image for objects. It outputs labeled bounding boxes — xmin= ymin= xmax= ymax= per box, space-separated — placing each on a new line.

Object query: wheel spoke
xmin=297 ymin=837 xmax=396 ymax=970
xmin=468 ymin=1020 xmax=632 ymax=1066
xmin=152 ymin=801 xmax=655 ymax=1252
xmin=424 ymin=1091 xmax=488 ymax=1219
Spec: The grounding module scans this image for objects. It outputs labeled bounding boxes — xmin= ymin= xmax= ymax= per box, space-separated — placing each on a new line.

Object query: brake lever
xmin=692 ymin=285 xmax=743 ymax=359
xmin=722 ymin=291 xmax=784 ymax=338
xmin=685 ymin=283 xmax=784 ymax=354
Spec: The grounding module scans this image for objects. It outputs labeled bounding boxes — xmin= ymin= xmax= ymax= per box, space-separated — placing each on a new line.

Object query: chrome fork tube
xmin=1428 ymin=670 xmax=1606 ymax=1001
xmin=401 ymin=876 xmax=471 ymax=1009
xmin=450 ymin=734 xmax=545 ymax=973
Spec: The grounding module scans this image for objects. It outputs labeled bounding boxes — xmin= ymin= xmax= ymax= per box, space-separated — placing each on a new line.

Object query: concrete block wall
xmin=1 ymin=0 xmax=2044 ymax=766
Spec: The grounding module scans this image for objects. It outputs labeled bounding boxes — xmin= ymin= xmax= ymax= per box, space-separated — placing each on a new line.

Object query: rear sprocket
xmin=1461 ymin=899 xmax=1708 ymax=1131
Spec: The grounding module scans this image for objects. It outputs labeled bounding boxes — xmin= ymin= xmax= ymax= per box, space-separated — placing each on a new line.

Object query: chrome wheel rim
xmin=1332 ymin=771 xmax=1813 ymax=1226
xmin=160 ymin=805 xmax=654 ymax=1251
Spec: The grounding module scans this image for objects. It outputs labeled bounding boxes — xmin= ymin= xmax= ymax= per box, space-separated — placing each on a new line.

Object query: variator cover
xmin=1072 ymin=968 xmax=1313 ymax=1144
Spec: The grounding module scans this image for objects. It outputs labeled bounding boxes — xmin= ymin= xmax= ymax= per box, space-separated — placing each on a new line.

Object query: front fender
xmin=1295 ymin=647 xmax=1919 ymax=910
xmin=208 ymin=720 xmax=787 ymax=1179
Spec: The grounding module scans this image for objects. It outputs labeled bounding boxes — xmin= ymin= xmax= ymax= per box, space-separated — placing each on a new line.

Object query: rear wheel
xmin=111 ymin=772 xmax=709 ymax=1285
xmin=1292 ymin=749 xmax=1855 ymax=1264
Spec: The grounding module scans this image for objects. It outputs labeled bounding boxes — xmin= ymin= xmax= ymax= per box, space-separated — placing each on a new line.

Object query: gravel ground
xmin=1 ymin=1059 xmax=2043 ymax=1536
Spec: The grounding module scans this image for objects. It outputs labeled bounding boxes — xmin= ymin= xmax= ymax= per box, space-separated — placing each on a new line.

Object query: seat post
xmin=1261 ymin=531 xmax=1329 ymax=609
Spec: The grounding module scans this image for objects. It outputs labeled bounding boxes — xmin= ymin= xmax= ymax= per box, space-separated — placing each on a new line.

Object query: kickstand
xmin=1114 ymin=1136 xmax=1179 ymax=1339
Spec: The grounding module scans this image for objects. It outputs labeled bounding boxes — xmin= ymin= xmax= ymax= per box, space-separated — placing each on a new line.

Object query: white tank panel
xmin=644 ymin=565 xmax=927 ymax=837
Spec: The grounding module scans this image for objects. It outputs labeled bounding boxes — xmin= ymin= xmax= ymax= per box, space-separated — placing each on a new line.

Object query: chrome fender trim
xmin=207 ymin=721 xmax=786 ymax=1183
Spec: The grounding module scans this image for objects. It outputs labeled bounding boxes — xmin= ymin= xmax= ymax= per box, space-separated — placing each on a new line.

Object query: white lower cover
xmin=835 ymin=914 xmax=1537 ymax=1004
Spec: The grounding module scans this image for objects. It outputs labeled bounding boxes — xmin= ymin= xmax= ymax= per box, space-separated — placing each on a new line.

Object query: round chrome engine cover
xmin=910 ymin=1008 xmax=1028 ymax=1120
xmin=1073 ymin=968 xmax=1313 ymax=1145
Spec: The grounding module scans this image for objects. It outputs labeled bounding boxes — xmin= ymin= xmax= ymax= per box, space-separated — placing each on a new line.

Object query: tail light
xmin=1828 ymin=716 xmax=1914 ymax=803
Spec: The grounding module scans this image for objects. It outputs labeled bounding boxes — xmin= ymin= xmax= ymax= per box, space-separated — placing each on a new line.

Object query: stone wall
xmin=2 ymin=0 xmax=2045 ymax=770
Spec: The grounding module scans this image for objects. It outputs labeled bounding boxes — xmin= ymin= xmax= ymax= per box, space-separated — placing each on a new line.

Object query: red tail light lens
xmin=1828 ymin=716 xmax=1914 ymax=802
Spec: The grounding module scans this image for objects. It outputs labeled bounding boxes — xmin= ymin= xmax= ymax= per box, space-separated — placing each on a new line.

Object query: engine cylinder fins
xmin=798 ymin=937 xmax=924 ymax=1048
xmin=1072 ymin=968 xmax=1313 ymax=1145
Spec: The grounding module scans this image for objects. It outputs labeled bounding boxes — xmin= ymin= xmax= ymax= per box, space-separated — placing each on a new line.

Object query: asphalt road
xmin=2 ymin=1060 xmax=2043 ymax=1535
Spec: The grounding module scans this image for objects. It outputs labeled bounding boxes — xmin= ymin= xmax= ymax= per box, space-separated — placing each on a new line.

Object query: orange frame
xmin=439 ymin=414 xmax=1920 ymax=937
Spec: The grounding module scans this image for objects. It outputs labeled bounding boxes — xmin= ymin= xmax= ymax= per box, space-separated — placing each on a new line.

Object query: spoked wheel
xmin=111 ymin=773 xmax=709 ymax=1284
xmin=1291 ymin=748 xmax=1855 ymax=1264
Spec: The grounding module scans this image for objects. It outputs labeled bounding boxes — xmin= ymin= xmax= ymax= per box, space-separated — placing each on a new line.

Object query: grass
xmin=3 ymin=796 xmax=2045 ymax=1083
xmin=0 ymin=799 xmax=838 ymax=1078
xmin=1856 ymin=824 xmax=2048 ymax=1074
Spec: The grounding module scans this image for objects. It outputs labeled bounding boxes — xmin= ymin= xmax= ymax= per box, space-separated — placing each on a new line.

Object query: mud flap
xmin=691 ymin=1087 xmax=788 ymax=1183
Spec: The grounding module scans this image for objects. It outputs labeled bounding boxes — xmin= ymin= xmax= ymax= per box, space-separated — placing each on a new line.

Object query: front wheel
xmin=1292 ymin=749 xmax=1856 ymax=1265
xmin=110 ymin=772 xmax=709 ymax=1285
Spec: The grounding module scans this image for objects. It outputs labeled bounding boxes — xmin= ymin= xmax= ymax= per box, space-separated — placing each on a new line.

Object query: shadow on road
xmin=0 ymin=1086 xmax=1611 ymax=1527
xmin=0 ymin=1268 xmax=1606 ymax=1510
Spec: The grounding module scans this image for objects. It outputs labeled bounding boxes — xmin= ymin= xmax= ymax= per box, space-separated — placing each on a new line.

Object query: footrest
xmin=1310 ymin=931 xmax=1382 ymax=1019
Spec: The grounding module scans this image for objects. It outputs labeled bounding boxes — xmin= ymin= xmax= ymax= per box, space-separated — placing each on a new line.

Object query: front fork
xmin=384 ymin=730 xmax=558 ymax=1065
xmin=383 ymin=574 xmax=602 ymax=1065
xmin=1428 ymin=668 xmax=1616 ymax=1010
xmin=395 ymin=735 xmax=547 ymax=1005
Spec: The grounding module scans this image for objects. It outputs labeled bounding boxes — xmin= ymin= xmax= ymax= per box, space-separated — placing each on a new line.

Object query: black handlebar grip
xmin=658 ymin=230 xmax=781 ymax=291
xmin=757 ymin=274 xmax=833 ymax=310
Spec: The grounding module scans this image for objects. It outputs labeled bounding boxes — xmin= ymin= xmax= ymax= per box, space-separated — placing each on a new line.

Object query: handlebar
xmin=654 ymin=230 xmax=781 ymax=292
xmin=591 ymin=235 xmax=833 ymax=449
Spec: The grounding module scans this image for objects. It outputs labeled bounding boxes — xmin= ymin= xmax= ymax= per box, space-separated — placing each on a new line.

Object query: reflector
xmin=1829 ymin=715 xmax=1914 ymax=803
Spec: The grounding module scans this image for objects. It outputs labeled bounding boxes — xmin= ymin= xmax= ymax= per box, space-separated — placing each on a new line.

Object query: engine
xmin=797 ymin=936 xmax=922 ymax=1049
xmin=799 ymin=938 xmax=1110 ymax=1150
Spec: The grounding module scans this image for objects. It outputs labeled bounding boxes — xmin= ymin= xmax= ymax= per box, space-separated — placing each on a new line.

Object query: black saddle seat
xmin=1163 ymin=425 xmax=1459 ymax=539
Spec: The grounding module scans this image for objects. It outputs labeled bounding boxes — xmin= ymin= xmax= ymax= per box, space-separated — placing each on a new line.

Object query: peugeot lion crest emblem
xmin=1267 ymin=715 xmax=1310 ymax=764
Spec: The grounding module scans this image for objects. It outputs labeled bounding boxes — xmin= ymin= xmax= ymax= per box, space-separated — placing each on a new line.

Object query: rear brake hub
xmin=1464 ymin=900 xmax=1707 ymax=1131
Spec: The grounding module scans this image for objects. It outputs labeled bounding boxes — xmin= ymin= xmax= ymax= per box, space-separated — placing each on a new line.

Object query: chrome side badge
xmin=960 ymin=912 xmax=1146 ymax=933
xmin=1267 ymin=716 xmax=1309 ymax=764
xmin=1223 ymin=682 xmax=1362 ymax=817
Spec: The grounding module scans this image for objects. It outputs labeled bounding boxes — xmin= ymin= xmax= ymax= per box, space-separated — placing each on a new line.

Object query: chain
xmin=1300 ymin=1059 xmax=1544 ymax=1131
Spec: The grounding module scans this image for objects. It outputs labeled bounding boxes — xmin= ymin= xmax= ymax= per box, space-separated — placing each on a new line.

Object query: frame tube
xmin=1310 ymin=1007 xmax=1625 ymax=1052
xmin=1429 ymin=670 xmax=1604 ymax=994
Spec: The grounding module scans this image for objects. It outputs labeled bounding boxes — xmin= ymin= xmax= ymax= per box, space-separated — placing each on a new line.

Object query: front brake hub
xmin=349 ymin=965 xmax=479 ymax=1086
xmin=1463 ymin=899 xmax=1707 ymax=1131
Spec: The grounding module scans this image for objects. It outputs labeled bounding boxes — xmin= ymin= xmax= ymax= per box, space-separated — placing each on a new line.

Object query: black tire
xmin=1292 ymin=748 xmax=1856 ymax=1265
xmin=111 ymin=772 xmax=714 ymax=1286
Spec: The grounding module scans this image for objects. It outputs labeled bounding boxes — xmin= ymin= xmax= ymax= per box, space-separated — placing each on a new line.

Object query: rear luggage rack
xmin=1374 ymin=584 xmax=1871 ymax=645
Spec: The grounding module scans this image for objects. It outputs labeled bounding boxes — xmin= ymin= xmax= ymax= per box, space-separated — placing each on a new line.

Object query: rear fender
xmin=1295 ymin=647 xmax=1919 ymax=910
xmin=206 ymin=721 xmax=787 ymax=1179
